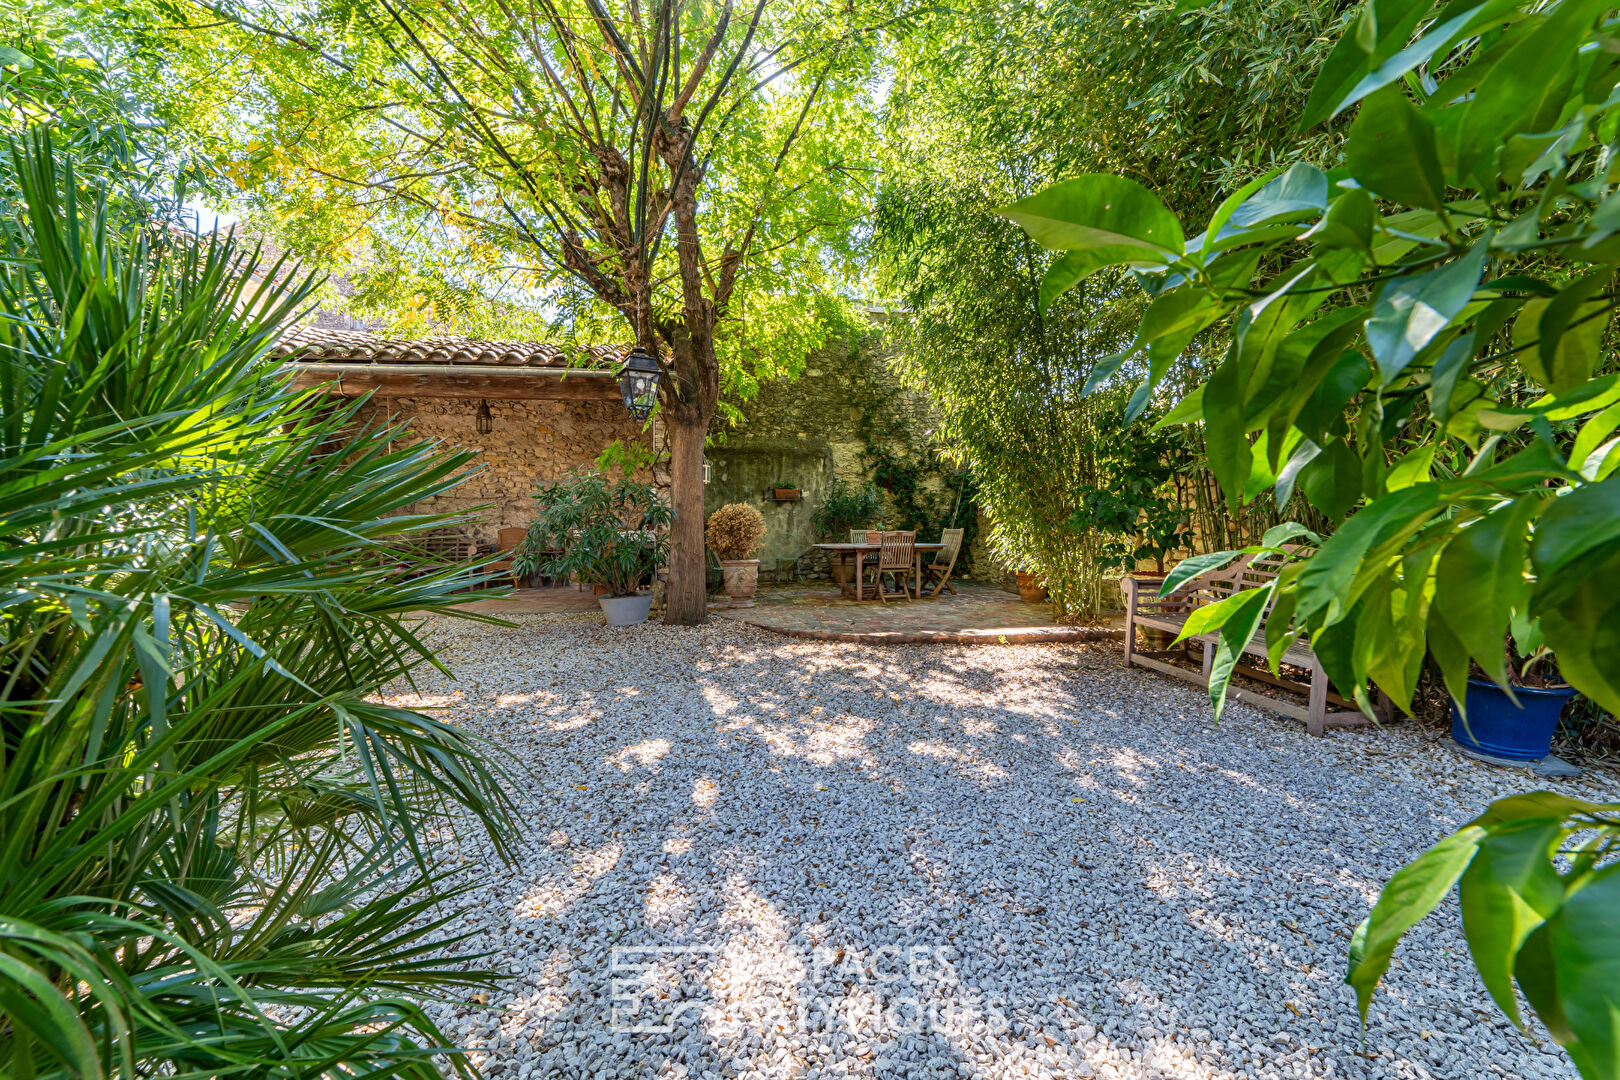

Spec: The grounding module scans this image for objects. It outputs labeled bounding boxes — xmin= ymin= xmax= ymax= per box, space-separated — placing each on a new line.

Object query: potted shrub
xmin=523 ymin=470 xmax=672 ymax=626
xmin=1015 ymin=571 xmax=1048 ymax=604
xmin=706 ymin=503 xmax=766 ymax=607
xmin=1451 ymin=623 xmax=1579 ymax=776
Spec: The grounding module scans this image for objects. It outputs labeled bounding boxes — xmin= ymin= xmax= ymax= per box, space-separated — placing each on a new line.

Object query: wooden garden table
xmin=812 ymin=542 xmax=944 ymax=601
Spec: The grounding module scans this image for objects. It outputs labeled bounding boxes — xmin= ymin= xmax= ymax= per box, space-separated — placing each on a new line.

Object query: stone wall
xmin=703 ymin=333 xmax=984 ymax=582
xmin=357 ymin=395 xmax=652 ymax=544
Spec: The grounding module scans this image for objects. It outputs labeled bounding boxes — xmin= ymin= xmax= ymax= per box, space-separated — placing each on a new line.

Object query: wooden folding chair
xmin=874 ymin=530 xmax=916 ymax=602
xmin=922 ymin=528 xmax=964 ymax=596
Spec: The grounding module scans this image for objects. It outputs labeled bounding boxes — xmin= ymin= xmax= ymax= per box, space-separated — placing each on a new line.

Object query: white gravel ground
xmin=387 ymin=612 xmax=1616 ymax=1080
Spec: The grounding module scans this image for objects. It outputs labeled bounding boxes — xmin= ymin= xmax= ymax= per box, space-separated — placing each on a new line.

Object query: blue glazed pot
xmin=1451 ymin=678 xmax=1576 ymax=763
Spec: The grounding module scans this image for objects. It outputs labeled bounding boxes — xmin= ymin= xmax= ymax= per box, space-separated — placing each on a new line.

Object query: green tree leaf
xmin=1365 ymin=239 xmax=1489 ymax=385
xmin=1459 ymin=819 xmax=1568 ymax=1027
xmin=1550 ymin=863 xmax=1620 ymax=1079
xmin=1454 ymin=0 xmax=1610 ymax=178
xmin=1299 ymin=0 xmax=1438 ymax=128
xmin=1531 ymin=269 xmax=1613 ymax=394
xmin=997 ymin=175 xmax=1186 ymax=258
xmin=1347 ymin=825 xmax=1489 ymax=1022
xmin=1429 ymin=495 xmax=1539 ymax=692
xmin=1039 ymin=246 xmax=1149 ymax=314
xmin=1346 ymin=84 xmax=1450 ymax=211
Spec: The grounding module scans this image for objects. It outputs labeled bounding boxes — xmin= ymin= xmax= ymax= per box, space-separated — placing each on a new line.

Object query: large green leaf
xmin=1296 ymin=483 xmax=1446 ymax=623
xmin=1345 ymin=84 xmax=1449 ymax=211
xmin=1531 ymin=474 xmax=1620 ymax=582
xmin=1529 ymin=270 xmax=1613 ymax=394
xmin=1206 ymin=585 xmax=1272 ymax=721
xmin=1225 ymin=163 xmax=1329 ymax=230
xmin=1300 ymin=438 xmax=1364 ymax=521
xmin=997 ymin=175 xmax=1186 ymax=258
xmin=1365 ymin=239 xmax=1489 ymax=385
xmin=1039 ymin=245 xmax=1147 ymax=314
xmin=1429 ymin=495 xmax=1539 ymax=691
xmin=1453 ymin=0 xmax=1608 ymax=178
xmin=1538 ymin=544 xmax=1620 ymax=715
xmin=1204 ymin=350 xmax=1252 ymax=512
xmin=1298 ymin=0 xmax=1441 ymax=128
xmin=1347 ymin=825 xmax=1489 ymax=1022
xmin=1551 ymin=864 xmax=1620 ymax=1080
xmin=1458 ymin=819 xmax=1567 ymax=1027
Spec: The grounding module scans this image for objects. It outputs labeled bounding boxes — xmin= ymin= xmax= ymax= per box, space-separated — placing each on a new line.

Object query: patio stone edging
xmin=709 ymin=610 xmax=1123 ymax=645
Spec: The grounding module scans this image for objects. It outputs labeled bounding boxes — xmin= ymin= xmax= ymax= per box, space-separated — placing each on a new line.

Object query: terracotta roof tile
xmin=271 ymin=325 xmax=625 ymax=368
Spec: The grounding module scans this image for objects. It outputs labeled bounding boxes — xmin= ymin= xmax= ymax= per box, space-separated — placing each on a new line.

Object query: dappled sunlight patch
xmin=513 ymin=842 xmax=622 ymax=920
xmin=692 ymin=776 xmax=720 ymax=807
xmin=644 ymin=871 xmax=696 ymax=931
xmin=616 ymin=737 xmax=671 ymax=769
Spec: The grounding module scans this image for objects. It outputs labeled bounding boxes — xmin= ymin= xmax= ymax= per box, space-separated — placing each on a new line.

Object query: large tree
xmin=123 ymin=0 xmax=900 ymax=622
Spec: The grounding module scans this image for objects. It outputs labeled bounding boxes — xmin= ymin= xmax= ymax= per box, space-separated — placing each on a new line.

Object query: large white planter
xmin=599 ymin=592 xmax=652 ymax=626
xmin=720 ymin=559 xmax=760 ymax=608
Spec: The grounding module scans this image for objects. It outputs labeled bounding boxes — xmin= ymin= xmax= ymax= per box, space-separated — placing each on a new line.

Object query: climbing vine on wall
xmin=846 ymin=354 xmax=980 ymax=568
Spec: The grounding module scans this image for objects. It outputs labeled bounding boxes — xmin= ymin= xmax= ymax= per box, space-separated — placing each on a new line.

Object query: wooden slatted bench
xmin=1120 ymin=549 xmax=1389 ymax=735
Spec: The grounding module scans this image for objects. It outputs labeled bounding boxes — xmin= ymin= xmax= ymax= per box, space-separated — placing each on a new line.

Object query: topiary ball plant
xmin=706 ymin=503 xmax=766 ymax=562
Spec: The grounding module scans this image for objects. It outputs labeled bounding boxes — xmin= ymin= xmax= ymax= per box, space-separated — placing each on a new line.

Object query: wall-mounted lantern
xmin=475 ymin=398 xmax=494 ymax=435
xmin=617 ymin=346 xmax=662 ymax=420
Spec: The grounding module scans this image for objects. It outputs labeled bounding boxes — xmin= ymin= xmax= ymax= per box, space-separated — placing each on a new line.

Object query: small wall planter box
xmin=771 ymin=488 xmax=802 ymax=502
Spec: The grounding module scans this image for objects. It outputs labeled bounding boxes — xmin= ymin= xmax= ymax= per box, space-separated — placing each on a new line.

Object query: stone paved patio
xmin=710 ymin=581 xmax=1122 ymax=644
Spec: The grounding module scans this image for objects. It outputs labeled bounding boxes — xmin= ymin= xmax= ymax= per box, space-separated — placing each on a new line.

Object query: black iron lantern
xmin=617 ymin=346 xmax=662 ymax=420
xmin=475 ymin=398 xmax=494 ymax=435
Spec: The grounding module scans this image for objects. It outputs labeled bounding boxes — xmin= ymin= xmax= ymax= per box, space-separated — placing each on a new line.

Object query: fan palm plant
xmin=0 ymin=130 xmax=517 ymax=1079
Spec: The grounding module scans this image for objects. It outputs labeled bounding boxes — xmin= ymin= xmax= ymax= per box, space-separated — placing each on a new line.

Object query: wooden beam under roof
xmin=280 ymin=363 xmax=621 ymax=401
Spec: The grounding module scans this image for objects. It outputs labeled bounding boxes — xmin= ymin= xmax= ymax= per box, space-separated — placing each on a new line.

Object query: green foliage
xmin=1 ymin=2 xmax=204 ymax=238
xmin=595 ymin=437 xmax=667 ymax=477
xmin=1348 ymin=794 xmax=1620 ymax=1080
xmin=811 ymin=477 xmax=884 ymax=538
xmin=0 ymin=132 xmax=515 ymax=1079
xmin=1010 ymin=0 xmax=1620 ymax=720
xmin=519 ymin=472 xmax=673 ymax=596
xmin=876 ymin=0 xmax=1340 ymax=615
xmin=1006 ymin=0 xmax=1620 ymax=1063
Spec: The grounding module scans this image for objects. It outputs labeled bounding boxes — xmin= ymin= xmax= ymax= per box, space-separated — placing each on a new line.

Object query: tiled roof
xmin=271 ymin=325 xmax=626 ymax=368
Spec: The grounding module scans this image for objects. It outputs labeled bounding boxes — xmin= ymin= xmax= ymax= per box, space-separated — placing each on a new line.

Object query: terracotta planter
xmin=720 ymin=559 xmax=760 ymax=607
xmin=1015 ymin=571 xmax=1048 ymax=604
xmin=772 ymin=488 xmax=802 ymax=501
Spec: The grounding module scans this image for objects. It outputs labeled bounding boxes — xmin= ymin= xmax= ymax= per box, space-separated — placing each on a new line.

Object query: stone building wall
xmin=703 ymin=333 xmax=988 ymax=582
xmin=357 ymin=395 xmax=652 ymax=545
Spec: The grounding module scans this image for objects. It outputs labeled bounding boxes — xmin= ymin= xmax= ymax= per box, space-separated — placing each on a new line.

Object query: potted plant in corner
xmin=523 ymin=469 xmax=673 ymax=626
xmin=811 ymin=478 xmax=883 ymax=587
xmin=1450 ymin=616 xmax=1580 ymax=777
xmin=707 ymin=503 xmax=766 ymax=607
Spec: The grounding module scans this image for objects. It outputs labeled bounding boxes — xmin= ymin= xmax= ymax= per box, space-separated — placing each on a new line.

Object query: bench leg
xmin=1307 ymin=659 xmax=1329 ymax=737
xmin=1124 ymin=615 xmax=1137 ymax=667
xmin=1201 ymin=640 xmax=1214 ymax=682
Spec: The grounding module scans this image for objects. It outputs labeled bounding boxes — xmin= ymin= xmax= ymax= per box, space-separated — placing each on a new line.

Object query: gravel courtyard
xmin=391 ymin=613 xmax=1613 ymax=1080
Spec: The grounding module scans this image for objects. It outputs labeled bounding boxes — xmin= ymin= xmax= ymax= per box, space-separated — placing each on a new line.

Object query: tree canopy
xmin=112 ymin=0 xmax=909 ymax=620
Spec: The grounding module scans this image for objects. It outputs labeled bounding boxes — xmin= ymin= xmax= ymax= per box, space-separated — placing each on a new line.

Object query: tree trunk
xmin=663 ymin=415 xmax=709 ymax=625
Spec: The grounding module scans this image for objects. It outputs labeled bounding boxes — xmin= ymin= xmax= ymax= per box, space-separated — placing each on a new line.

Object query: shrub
xmin=518 ymin=471 xmax=672 ymax=597
xmin=811 ymin=477 xmax=883 ymax=539
xmin=706 ymin=503 xmax=766 ymax=561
